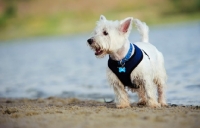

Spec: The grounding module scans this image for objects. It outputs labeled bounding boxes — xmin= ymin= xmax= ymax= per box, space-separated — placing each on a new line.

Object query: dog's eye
xmin=103 ymin=31 xmax=108 ymax=36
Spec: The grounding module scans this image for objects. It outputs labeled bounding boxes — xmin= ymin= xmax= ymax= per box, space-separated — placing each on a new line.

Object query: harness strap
xmin=142 ymin=49 xmax=150 ymax=60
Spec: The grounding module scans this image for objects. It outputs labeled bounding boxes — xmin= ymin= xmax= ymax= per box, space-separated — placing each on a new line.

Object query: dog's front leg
xmin=113 ymin=84 xmax=130 ymax=108
xmin=107 ymin=69 xmax=130 ymax=108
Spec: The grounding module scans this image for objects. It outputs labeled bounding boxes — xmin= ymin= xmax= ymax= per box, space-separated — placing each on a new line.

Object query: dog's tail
xmin=133 ymin=19 xmax=149 ymax=43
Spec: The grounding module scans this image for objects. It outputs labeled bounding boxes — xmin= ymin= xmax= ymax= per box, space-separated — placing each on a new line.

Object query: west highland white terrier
xmin=87 ymin=15 xmax=167 ymax=108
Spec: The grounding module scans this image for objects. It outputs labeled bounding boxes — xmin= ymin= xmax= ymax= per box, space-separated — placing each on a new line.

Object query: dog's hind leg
xmin=158 ymin=84 xmax=167 ymax=107
xmin=144 ymin=77 xmax=160 ymax=108
xmin=154 ymin=78 xmax=167 ymax=106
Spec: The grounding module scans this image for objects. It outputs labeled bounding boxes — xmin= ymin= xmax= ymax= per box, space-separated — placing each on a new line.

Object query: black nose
xmin=87 ymin=38 xmax=93 ymax=45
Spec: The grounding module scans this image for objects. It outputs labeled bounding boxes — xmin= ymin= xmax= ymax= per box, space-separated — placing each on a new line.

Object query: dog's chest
xmin=108 ymin=44 xmax=143 ymax=88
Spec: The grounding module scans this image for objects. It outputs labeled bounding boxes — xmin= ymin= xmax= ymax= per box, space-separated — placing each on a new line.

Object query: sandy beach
xmin=0 ymin=97 xmax=199 ymax=128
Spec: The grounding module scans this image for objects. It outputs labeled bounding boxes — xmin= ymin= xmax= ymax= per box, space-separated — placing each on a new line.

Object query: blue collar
xmin=118 ymin=43 xmax=133 ymax=66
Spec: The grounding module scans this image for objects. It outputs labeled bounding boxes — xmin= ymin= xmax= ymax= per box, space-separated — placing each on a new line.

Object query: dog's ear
xmin=100 ymin=15 xmax=107 ymax=21
xmin=120 ymin=17 xmax=133 ymax=34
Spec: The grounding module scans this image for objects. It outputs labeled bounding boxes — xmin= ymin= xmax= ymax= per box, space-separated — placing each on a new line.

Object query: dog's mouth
xmin=95 ymin=48 xmax=103 ymax=56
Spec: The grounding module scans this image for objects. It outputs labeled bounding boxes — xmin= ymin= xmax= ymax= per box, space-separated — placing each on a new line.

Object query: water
xmin=0 ymin=22 xmax=200 ymax=105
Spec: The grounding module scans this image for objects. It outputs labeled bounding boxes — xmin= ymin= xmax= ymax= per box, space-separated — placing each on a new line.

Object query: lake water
xmin=0 ymin=22 xmax=200 ymax=105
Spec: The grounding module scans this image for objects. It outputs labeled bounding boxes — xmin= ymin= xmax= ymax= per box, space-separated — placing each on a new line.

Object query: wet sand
xmin=0 ymin=97 xmax=200 ymax=128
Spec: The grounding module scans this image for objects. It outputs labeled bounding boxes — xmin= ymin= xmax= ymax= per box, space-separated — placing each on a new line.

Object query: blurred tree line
xmin=0 ymin=0 xmax=16 ymax=27
xmin=169 ymin=0 xmax=200 ymax=14
xmin=1 ymin=0 xmax=200 ymax=26
xmin=0 ymin=0 xmax=199 ymax=40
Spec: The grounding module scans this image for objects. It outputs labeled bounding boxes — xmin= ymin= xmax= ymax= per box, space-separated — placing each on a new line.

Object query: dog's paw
xmin=160 ymin=102 xmax=168 ymax=107
xmin=149 ymin=103 xmax=161 ymax=108
xmin=148 ymin=99 xmax=161 ymax=108
xmin=116 ymin=104 xmax=130 ymax=109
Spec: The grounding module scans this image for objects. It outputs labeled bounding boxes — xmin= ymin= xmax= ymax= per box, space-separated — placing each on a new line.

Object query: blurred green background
xmin=0 ymin=0 xmax=200 ymax=41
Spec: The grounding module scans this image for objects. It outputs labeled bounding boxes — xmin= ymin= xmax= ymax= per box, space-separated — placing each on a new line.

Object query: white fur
xmin=87 ymin=15 xmax=167 ymax=108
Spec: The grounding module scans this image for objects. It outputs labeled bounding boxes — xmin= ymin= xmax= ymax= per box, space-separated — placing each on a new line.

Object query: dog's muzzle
xmin=87 ymin=38 xmax=104 ymax=56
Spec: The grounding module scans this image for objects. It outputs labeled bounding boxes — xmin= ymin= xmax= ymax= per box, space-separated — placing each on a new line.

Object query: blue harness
xmin=108 ymin=44 xmax=144 ymax=88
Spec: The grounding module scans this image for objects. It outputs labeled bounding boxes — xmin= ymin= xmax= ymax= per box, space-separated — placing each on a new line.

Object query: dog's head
xmin=87 ymin=15 xmax=133 ymax=58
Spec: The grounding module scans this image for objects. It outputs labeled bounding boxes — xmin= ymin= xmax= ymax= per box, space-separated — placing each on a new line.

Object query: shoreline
xmin=0 ymin=97 xmax=200 ymax=128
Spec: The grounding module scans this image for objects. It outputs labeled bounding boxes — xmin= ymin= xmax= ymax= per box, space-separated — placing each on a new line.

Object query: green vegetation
xmin=0 ymin=0 xmax=200 ymax=41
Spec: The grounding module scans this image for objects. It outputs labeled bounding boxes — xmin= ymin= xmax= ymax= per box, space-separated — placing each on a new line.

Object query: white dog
xmin=87 ymin=15 xmax=167 ymax=108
